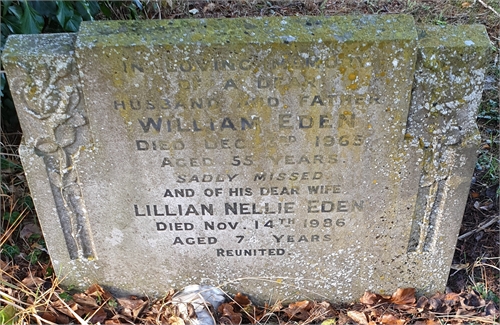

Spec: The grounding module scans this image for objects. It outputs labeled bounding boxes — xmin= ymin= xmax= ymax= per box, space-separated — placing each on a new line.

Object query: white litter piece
xmin=172 ymin=285 xmax=226 ymax=325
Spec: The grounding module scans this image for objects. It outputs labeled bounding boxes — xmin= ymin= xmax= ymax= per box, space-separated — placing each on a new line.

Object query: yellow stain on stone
xmin=373 ymin=180 xmax=378 ymax=184
xmin=419 ymin=138 xmax=425 ymax=149
xmin=348 ymin=73 xmax=357 ymax=81
xmin=347 ymin=83 xmax=357 ymax=90
xmin=191 ymin=33 xmax=203 ymax=42
xmin=28 ymin=86 xmax=37 ymax=97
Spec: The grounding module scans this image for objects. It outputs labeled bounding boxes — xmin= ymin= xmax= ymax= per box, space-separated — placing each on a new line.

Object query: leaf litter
xmin=0 ymin=258 xmax=498 ymax=325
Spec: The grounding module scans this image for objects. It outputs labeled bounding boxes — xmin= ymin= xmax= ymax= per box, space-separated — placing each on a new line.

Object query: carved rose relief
xmin=20 ymin=57 xmax=95 ymax=260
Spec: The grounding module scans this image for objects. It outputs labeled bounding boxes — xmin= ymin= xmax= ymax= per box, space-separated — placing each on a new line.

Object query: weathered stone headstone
xmin=2 ymin=15 xmax=490 ymax=302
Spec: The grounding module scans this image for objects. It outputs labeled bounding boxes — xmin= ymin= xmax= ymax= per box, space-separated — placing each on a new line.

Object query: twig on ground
xmin=458 ymin=215 xmax=500 ymax=240
xmin=476 ymin=0 xmax=500 ymax=17
xmin=0 ymin=297 xmax=58 ymax=325
xmin=436 ymin=314 xmax=500 ymax=324
xmin=55 ymin=292 xmax=89 ymax=325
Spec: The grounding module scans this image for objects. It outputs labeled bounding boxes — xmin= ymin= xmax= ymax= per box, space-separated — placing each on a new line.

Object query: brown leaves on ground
xmin=217 ymin=293 xmax=337 ymax=324
xmin=360 ymin=287 xmax=416 ymax=306
xmin=217 ymin=292 xmax=268 ymax=324
xmin=284 ymin=300 xmax=337 ymax=322
xmin=1 ymin=258 xmax=498 ymax=325
xmin=346 ymin=287 xmax=499 ymax=325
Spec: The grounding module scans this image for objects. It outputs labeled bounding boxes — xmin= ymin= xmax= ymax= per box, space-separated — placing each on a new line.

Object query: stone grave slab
xmin=2 ymin=15 xmax=490 ymax=302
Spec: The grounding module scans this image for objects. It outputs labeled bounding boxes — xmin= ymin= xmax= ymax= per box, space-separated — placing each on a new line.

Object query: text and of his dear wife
xmin=135 ymin=184 xmax=364 ymax=257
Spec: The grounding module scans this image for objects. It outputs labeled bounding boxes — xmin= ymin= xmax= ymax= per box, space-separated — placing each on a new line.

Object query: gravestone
xmin=2 ymin=15 xmax=490 ymax=302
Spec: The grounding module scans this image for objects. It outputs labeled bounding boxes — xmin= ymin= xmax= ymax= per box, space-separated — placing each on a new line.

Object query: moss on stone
xmin=77 ymin=15 xmax=417 ymax=49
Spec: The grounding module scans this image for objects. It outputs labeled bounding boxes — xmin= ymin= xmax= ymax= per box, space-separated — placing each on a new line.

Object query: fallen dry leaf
xmin=86 ymin=283 xmax=113 ymax=301
xmin=461 ymin=291 xmax=485 ymax=309
xmin=416 ymin=296 xmax=429 ymax=311
xmin=117 ymin=296 xmax=149 ymax=319
xmin=39 ymin=311 xmax=57 ymax=323
xmin=390 ymin=288 xmax=416 ymax=305
xmin=414 ymin=320 xmax=440 ymax=325
xmin=0 ymin=259 xmax=9 ymax=272
xmin=470 ymin=191 xmax=480 ymax=199
xmin=20 ymin=223 xmax=41 ymax=240
xmin=43 ymin=308 xmax=71 ymax=325
xmin=105 ymin=314 xmax=130 ymax=324
xmin=89 ymin=307 xmax=108 ymax=324
xmin=218 ymin=303 xmax=242 ymax=324
xmin=168 ymin=315 xmax=185 ymax=325
xmin=73 ymin=292 xmax=98 ymax=308
xmin=348 ymin=310 xmax=369 ymax=325
xmin=233 ymin=292 xmax=251 ymax=307
xmin=283 ymin=300 xmax=312 ymax=320
xmin=484 ymin=301 xmax=499 ymax=317
xmin=21 ymin=275 xmax=45 ymax=288
xmin=428 ymin=297 xmax=442 ymax=311
xmin=51 ymin=299 xmax=78 ymax=318
xmin=380 ymin=313 xmax=406 ymax=325
xmin=443 ymin=292 xmax=461 ymax=306
xmin=360 ymin=291 xmax=391 ymax=305
xmin=309 ymin=301 xmax=335 ymax=320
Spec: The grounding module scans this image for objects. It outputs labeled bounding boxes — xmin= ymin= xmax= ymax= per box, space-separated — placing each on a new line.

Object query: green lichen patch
xmin=77 ymin=15 xmax=417 ymax=49
xmin=417 ymin=24 xmax=490 ymax=49
xmin=2 ymin=34 xmax=76 ymax=61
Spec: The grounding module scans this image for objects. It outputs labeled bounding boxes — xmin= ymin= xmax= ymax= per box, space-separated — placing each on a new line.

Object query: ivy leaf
xmin=3 ymin=5 xmax=23 ymax=34
xmin=20 ymin=1 xmax=44 ymax=34
xmin=3 ymin=211 xmax=21 ymax=224
xmin=30 ymin=0 xmax=57 ymax=17
xmin=1 ymin=73 xmax=6 ymax=97
xmin=2 ymin=17 xmax=19 ymax=35
xmin=7 ymin=4 xmax=22 ymax=20
xmin=99 ymin=2 xmax=112 ymax=18
xmin=74 ymin=1 xmax=100 ymax=21
xmin=2 ymin=0 xmax=13 ymax=16
xmin=64 ymin=14 xmax=83 ymax=32
xmin=56 ymin=1 xmax=83 ymax=32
